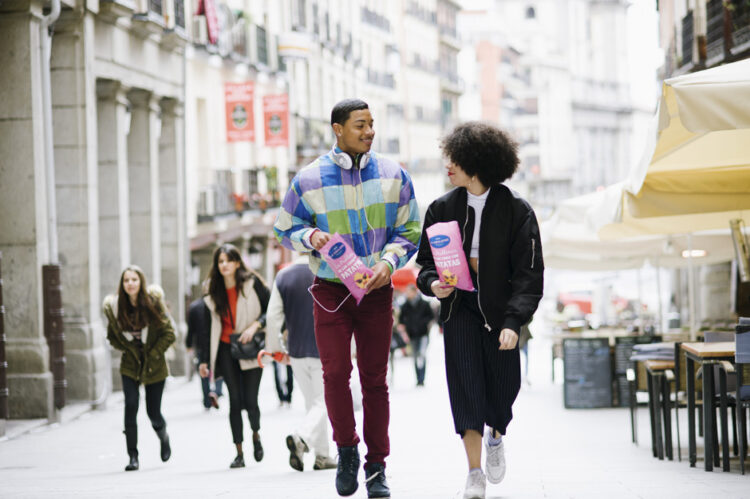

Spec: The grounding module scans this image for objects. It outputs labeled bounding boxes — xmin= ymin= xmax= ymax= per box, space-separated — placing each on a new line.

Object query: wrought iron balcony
xmin=706 ymin=0 xmax=727 ymax=64
xmin=680 ymin=10 xmax=695 ymax=68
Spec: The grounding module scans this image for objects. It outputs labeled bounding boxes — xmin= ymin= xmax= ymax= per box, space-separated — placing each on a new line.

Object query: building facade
xmin=1 ymin=0 xmax=189 ymax=424
xmin=458 ymin=0 xmax=657 ymax=218
xmin=184 ymin=0 xmax=463 ymax=287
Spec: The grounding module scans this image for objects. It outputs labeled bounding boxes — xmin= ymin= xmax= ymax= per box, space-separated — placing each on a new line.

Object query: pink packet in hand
xmin=426 ymin=221 xmax=475 ymax=292
xmin=320 ymin=233 xmax=374 ymax=305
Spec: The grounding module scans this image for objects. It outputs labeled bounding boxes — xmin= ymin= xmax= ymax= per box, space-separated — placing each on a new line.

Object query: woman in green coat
xmin=104 ymin=265 xmax=176 ymax=471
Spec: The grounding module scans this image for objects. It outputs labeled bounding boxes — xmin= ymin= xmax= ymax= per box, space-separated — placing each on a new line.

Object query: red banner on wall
xmin=225 ymin=82 xmax=255 ymax=142
xmin=262 ymin=94 xmax=289 ymax=147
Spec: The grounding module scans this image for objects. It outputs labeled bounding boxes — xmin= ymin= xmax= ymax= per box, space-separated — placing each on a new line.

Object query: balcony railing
xmin=174 ymin=0 xmax=185 ymax=29
xmin=406 ymin=1 xmax=437 ymax=25
xmin=197 ymin=169 xmax=279 ymax=222
xmin=731 ymin=0 xmax=750 ymax=55
xmin=361 ymin=6 xmax=391 ymax=32
xmin=256 ymin=24 xmax=269 ymax=66
xmin=681 ymin=10 xmax=694 ymax=67
xmin=439 ymin=24 xmax=457 ymax=39
xmin=706 ymin=0 xmax=726 ymax=63
xmin=366 ymin=68 xmax=395 ymax=89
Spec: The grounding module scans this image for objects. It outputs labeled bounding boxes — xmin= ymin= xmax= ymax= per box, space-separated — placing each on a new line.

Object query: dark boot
xmin=155 ymin=426 xmax=171 ymax=462
xmin=335 ymin=445 xmax=360 ymax=496
xmin=124 ymin=427 xmax=139 ymax=471
xmin=364 ymin=462 xmax=390 ymax=498
xmin=252 ymin=433 xmax=264 ymax=462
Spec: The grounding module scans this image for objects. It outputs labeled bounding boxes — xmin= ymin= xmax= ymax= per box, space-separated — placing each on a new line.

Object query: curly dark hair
xmin=440 ymin=121 xmax=519 ymax=186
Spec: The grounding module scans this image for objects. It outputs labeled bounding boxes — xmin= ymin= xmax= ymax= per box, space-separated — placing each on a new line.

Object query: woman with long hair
xmin=198 ymin=244 xmax=270 ymax=468
xmin=103 ymin=265 xmax=176 ymax=471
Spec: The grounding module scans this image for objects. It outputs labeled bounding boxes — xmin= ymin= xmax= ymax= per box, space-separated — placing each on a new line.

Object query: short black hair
xmin=331 ymin=98 xmax=369 ymax=125
xmin=440 ymin=121 xmax=519 ymax=186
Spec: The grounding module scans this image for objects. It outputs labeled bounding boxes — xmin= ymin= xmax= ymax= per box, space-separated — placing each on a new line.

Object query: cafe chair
xmin=701 ymin=331 xmax=738 ymax=472
xmin=729 ymin=321 xmax=750 ymax=474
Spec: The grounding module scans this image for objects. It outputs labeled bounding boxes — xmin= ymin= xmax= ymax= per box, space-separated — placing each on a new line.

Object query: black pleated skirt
xmin=442 ymin=289 xmax=521 ymax=436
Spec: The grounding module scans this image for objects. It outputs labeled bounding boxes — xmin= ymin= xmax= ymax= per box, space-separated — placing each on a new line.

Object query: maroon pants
xmin=312 ymin=278 xmax=393 ymax=467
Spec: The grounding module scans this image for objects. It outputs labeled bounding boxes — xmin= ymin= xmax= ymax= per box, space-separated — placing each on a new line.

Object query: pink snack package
xmin=426 ymin=221 xmax=475 ymax=292
xmin=320 ymin=233 xmax=374 ymax=305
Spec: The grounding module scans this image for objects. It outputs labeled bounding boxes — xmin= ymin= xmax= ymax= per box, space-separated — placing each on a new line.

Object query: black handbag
xmin=229 ymin=331 xmax=266 ymax=360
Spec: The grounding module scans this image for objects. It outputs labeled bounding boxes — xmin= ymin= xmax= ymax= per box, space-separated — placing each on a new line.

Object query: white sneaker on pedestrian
xmin=313 ymin=455 xmax=337 ymax=470
xmin=463 ymin=468 xmax=486 ymax=499
xmin=483 ymin=429 xmax=506 ymax=484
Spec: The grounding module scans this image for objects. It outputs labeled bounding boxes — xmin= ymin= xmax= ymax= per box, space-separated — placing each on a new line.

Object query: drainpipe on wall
xmin=40 ymin=0 xmax=67 ymax=413
xmin=41 ymin=0 xmax=61 ymax=263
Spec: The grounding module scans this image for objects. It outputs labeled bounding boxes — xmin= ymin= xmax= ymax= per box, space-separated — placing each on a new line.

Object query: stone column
xmin=97 ymin=79 xmax=132 ymax=392
xmin=51 ymin=11 xmax=109 ymax=404
xmin=127 ymin=90 xmax=161 ymax=281
xmin=97 ymin=80 xmax=132 ymax=302
xmin=0 ymin=0 xmax=54 ymax=419
xmin=159 ymin=98 xmax=188 ymax=375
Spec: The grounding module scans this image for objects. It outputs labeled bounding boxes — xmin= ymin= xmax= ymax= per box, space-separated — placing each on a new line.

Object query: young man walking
xmin=274 ymin=98 xmax=420 ymax=498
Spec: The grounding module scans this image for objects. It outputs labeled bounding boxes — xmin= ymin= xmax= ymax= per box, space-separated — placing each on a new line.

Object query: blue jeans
xmin=412 ymin=335 xmax=429 ymax=385
xmin=195 ymin=357 xmax=223 ymax=408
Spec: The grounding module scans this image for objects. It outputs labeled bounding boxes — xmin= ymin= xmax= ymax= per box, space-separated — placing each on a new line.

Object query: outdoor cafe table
xmin=681 ymin=341 xmax=735 ymax=471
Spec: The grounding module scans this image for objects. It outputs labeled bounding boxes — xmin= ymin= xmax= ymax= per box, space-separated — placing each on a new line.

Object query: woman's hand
xmin=199 ymin=363 xmax=209 ymax=378
xmin=498 ymin=328 xmax=519 ymax=350
xmin=430 ymin=279 xmax=455 ymax=299
xmin=239 ymin=322 xmax=261 ymax=344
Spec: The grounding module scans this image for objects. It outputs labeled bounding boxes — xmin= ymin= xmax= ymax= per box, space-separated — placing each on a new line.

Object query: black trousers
xmin=122 ymin=375 xmax=166 ymax=432
xmin=442 ymin=290 xmax=520 ymax=436
xmin=215 ymin=341 xmax=263 ymax=444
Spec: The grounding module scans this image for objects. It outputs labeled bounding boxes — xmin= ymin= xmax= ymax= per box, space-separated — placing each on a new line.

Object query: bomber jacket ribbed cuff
xmin=502 ymin=317 xmax=522 ymax=336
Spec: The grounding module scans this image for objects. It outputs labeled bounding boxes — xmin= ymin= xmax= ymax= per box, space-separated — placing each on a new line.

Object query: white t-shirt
xmin=467 ymin=189 xmax=489 ymax=259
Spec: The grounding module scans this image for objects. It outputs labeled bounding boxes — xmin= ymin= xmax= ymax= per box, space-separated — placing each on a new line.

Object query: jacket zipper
xmin=474 ymin=201 xmax=491 ymax=331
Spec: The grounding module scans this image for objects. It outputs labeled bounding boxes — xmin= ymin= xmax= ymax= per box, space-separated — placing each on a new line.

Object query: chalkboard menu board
xmin=613 ymin=336 xmax=661 ymax=407
xmin=563 ymin=338 xmax=612 ymax=408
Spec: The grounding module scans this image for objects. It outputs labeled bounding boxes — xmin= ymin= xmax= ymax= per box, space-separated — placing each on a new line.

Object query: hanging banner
xmin=263 ymin=94 xmax=289 ymax=147
xmin=195 ymin=0 xmax=219 ymax=45
xmin=225 ymin=82 xmax=255 ymax=142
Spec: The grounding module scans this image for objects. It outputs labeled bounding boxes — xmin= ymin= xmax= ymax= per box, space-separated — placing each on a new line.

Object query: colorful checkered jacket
xmin=273 ymin=146 xmax=421 ymax=281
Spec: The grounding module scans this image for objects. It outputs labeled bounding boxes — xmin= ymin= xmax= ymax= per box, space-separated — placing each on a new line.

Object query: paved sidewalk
xmin=1 ymin=334 xmax=748 ymax=498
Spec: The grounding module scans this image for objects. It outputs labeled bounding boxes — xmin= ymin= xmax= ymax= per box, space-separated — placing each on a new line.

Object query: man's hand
xmin=310 ymin=230 xmax=331 ymax=250
xmin=430 ymin=279 xmax=455 ymax=299
xmin=199 ymin=363 xmax=209 ymax=378
xmin=364 ymin=261 xmax=392 ymax=292
xmin=498 ymin=328 xmax=519 ymax=350
xmin=239 ymin=321 xmax=262 ymax=344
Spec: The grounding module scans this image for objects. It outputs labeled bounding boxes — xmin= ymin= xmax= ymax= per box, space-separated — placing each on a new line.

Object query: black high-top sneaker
xmin=335 ymin=445 xmax=360 ymax=496
xmin=364 ymin=462 xmax=390 ymax=498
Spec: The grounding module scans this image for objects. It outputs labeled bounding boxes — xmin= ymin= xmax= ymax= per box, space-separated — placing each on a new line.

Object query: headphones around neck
xmin=330 ymin=145 xmax=371 ymax=170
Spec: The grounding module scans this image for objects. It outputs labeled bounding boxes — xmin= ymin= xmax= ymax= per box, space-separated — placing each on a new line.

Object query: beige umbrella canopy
xmin=543 ymin=189 xmax=735 ymax=271
xmin=594 ymin=59 xmax=750 ymax=240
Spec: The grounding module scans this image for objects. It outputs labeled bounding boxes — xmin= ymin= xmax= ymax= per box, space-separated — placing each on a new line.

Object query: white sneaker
xmin=463 ymin=469 xmax=486 ymax=499
xmin=484 ymin=429 xmax=506 ymax=484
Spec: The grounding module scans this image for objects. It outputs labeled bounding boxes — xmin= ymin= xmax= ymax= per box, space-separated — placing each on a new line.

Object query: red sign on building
xmin=262 ymin=94 xmax=289 ymax=147
xmin=225 ymin=82 xmax=255 ymax=142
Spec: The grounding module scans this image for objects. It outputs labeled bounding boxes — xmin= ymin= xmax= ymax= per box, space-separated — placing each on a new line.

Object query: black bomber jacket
xmin=416 ymin=184 xmax=544 ymax=335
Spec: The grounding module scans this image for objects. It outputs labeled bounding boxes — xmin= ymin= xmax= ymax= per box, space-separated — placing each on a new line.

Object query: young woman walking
xmin=198 ymin=244 xmax=270 ymax=468
xmin=416 ymin=122 xmax=544 ymax=499
xmin=103 ymin=265 xmax=176 ymax=471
